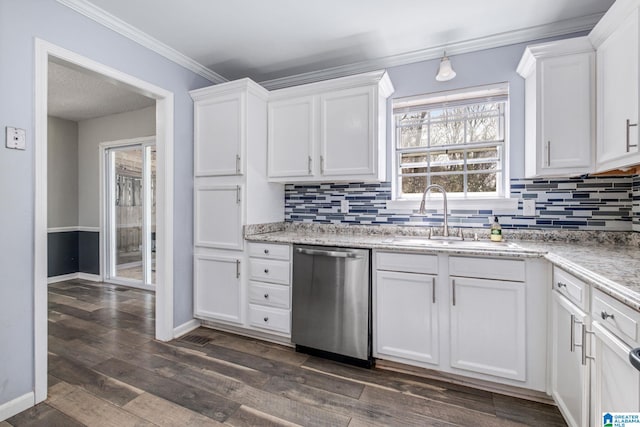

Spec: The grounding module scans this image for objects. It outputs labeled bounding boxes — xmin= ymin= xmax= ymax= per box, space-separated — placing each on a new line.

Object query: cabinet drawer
xmin=376 ymin=251 xmax=438 ymax=274
xmin=249 ymin=281 xmax=290 ymax=309
xmin=553 ymin=267 xmax=588 ymax=310
xmin=250 ymin=258 xmax=290 ymax=285
xmin=449 ymin=256 xmax=525 ymax=282
xmin=248 ymin=242 xmax=290 ymax=261
xmin=592 ymin=289 xmax=639 ymax=345
xmin=249 ymin=304 xmax=290 ymax=334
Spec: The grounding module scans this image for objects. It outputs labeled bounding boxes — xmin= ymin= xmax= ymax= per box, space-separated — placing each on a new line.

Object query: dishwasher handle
xmin=295 ymin=247 xmax=364 ymax=259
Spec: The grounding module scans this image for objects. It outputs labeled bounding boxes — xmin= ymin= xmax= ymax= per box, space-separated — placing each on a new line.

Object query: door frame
xmin=34 ymin=39 xmax=175 ymax=404
xmin=100 ymin=137 xmax=156 ymax=291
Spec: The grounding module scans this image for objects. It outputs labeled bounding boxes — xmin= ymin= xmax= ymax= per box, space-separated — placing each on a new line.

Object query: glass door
xmin=105 ymin=142 xmax=156 ymax=288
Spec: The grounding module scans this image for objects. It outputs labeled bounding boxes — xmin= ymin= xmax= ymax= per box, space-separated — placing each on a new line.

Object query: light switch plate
xmin=523 ymin=199 xmax=536 ymax=216
xmin=6 ymin=126 xmax=26 ymax=150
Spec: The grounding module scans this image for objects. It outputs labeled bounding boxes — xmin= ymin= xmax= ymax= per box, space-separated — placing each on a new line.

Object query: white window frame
xmin=388 ymin=83 xmax=516 ymax=212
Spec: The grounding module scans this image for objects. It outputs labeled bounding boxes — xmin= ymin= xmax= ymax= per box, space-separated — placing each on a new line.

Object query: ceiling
xmin=76 ymin=0 xmax=614 ymax=84
xmin=48 ymin=59 xmax=155 ymax=122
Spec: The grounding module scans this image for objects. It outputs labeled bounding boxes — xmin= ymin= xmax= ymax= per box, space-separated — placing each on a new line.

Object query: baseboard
xmin=0 ymin=392 xmax=34 ymax=422
xmin=47 ymin=273 xmax=79 ymax=284
xmin=77 ymin=273 xmax=101 ymax=282
xmin=173 ymin=319 xmax=201 ymax=338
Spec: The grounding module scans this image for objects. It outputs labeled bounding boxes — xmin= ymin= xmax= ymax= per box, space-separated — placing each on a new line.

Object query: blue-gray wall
xmin=0 ymin=0 xmax=211 ymax=407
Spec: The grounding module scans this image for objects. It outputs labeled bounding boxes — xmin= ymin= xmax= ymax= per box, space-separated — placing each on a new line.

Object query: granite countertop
xmin=245 ymin=222 xmax=640 ymax=311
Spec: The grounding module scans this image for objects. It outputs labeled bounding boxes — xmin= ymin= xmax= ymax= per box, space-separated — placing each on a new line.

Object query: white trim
xmin=34 ymin=39 xmax=176 ymax=406
xmin=47 ymin=226 xmax=99 ymax=233
xmin=47 ymin=273 xmax=79 ymax=284
xmin=77 ymin=273 xmax=101 ymax=282
xmin=259 ymin=13 xmax=604 ymax=90
xmin=55 ymin=0 xmax=227 ymax=84
xmin=104 ymin=277 xmax=155 ymax=292
xmin=0 ymin=392 xmax=34 ymax=422
xmin=386 ymin=197 xmax=519 ymax=214
xmin=173 ymin=319 xmax=202 ymax=338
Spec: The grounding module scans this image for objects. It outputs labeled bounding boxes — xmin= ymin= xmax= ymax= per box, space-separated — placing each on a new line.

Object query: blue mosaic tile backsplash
xmin=285 ymin=175 xmax=637 ymax=231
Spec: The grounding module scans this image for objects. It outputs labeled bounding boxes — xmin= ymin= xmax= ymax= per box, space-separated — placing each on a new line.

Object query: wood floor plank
xmin=49 ymin=353 xmax=143 ymax=407
xmin=93 ymin=358 xmax=240 ymax=422
xmin=224 ymin=405 xmax=303 ymax=427
xmin=5 ymin=403 xmax=85 ymax=427
xmin=47 ymin=292 xmax=102 ymax=312
xmin=123 ymin=393 xmax=224 ymax=426
xmin=46 ymin=384 xmax=153 ymax=427
xmin=493 ymin=394 xmax=567 ymax=426
xmin=48 ymin=335 xmax=112 ymax=368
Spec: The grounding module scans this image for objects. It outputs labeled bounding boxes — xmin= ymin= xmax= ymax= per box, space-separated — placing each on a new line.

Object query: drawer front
xmin=592 ymin=289 xmax=639 ymax=345
xmin=248 ymin=242 xmax=290 ymax=261
xmin=553 ymin=267 xmax=588 ymax=310
xmin=376 ymin=251 xmax=438 ymax=274
xmin=449 ymin=256 xmax=525 ymax=282
xmin=250 ymin=258 xmax=290 ymax=285
xmin=249 ymin=281 xmax=290 ymax=309
xmin=249 ymin=304 xmax=290 ymax=334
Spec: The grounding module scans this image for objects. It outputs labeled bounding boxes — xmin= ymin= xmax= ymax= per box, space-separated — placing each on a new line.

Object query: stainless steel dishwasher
xmin=291 ymin=244 xmax=372 ymax=366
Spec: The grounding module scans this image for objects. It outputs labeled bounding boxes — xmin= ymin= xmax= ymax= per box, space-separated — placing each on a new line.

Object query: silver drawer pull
xmin=557 ymin=282 xmax=567 ymax=289
xmin=264 ymin=268 xmax=269 ymax=274
xmin=264 ymin=249 xmax=269 ymax=254
xmin=263 ymin=317 xmax=269 ymax=322
xmin=264 ymin=293 xmax=269 ymax=299
xmin=601 ymin=311 xmax=615 ymax=321
xmin=627 ymin=119 xmax=638 ymax=152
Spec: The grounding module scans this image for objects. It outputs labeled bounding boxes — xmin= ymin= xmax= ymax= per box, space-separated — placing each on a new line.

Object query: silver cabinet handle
xmin=264 ymin=293 xmax=269 ymax=299
xmin=236 ymin=185 xmax=241 ymax=204
xmin=432 ymin=277 xmax=436 ymax=304
xmin=236 ymin=260 xmax=240 ymax=278
xmin=308 ymin=156 xmax=312 ymax=175
xmin=601 ymin=311 xmax=615 ymax=321
xmin=264 ymin=249 xmax=269 ymax=254
xmin=582 ymin=325 xmax=595 ymax=366
xmin=236 ymin=154 xmax=241 ymax=173
xmin=295 ymin=247 xmax=363 ymax=259
xmin=627 ymin=119 xmax=638 ymax=152
xmin=320 ymin=155 xmax=325 ymax=174
xmin=546 ymin=140 xmax=551 ymax=167
xmin=263 ymin=317 xmax=269 ymax=322
xmin=264 ymin=268 xmax=269 ymax=274
xmin=557 ymin=282 xmax=567 ymax=289
xmin=452 ymin=279 xmax=456 ymax=306
xmin=570 ymin=314 xmax=576 ymax=353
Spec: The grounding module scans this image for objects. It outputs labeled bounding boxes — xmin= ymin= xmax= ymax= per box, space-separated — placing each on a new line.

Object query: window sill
xmin=386 ymin=197 xmax=519 ymax=214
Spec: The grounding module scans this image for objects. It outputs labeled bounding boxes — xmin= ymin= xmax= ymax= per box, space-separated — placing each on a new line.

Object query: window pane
xmin=467 ymin=173 xmax=497 ymax=192
xmin=430 ymin=119 xmax=465 ymax=146
xmin=399 ymin=152 xmax=428 ymax=167
xmin=467 ymin=116 xmax=499 ymax=142
xmin=431 ymin=174 xmax=464 ymax=193
xmin=398 ymin=126 xmax=428 ymax=148
xmin=401 ymin=175 xmax=427 ymax=195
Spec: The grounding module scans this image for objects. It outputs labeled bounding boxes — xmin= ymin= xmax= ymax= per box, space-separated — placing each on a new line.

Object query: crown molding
xmin=56 ymin=0 xmax=228 ymax=84
xmin=259 ymin=12 xmax=604 ymax=90
xmin=516 ymin=36 xmax=594 ymax=78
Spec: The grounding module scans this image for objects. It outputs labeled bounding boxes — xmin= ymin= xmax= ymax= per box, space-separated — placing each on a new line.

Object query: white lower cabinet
xmin=194 ymin=254 xmax=242 ymax=324
xmin=449 ymin=276 xmax=526 ymax=381
xmin=551 ymin=291 xmax=589 ymax=427
xmin=376 ymin=270 xmax=439 ymax=365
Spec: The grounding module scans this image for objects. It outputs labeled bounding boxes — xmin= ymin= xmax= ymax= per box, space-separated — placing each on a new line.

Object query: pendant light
xmin=435 ymin=51 xmax=456 ymax=82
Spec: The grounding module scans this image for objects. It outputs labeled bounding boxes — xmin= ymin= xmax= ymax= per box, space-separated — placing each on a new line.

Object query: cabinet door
xmin=597 ymin=8 xmax=640 ymax=171
xmin=268 ymin=96 xmax=315 ymax=178
xmin=320 ymin=86 xmax=376 ymax=177
xmin=541 ymin=53 xmax=594 ymax=173
xmin=449 ymin=277 xmax=526 ymax=381
xmin=194 ymin=185 xmax=243 ymax=250
xmin=591 ymin=322 xmax=640 ymax=426
xmin=194 ymin=92 xmax=244 ymax=176
xmin=194 ymin=254 xmax=242 ymax=323
xmin=375 ymin=271 xmax=439 ymax=365
xmin=551 ymin=292 xmax=589 ymax=427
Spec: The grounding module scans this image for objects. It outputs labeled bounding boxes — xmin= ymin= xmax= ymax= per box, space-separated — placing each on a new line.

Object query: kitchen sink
xmin=384 ymin=237 xmax=522 ymax=250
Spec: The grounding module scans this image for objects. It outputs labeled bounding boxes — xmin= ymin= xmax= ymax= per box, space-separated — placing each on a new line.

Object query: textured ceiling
xmin=48 ymin=60 xmax=155 ymax=122
xmin=83 ymin=0 xmax=615 ymax=83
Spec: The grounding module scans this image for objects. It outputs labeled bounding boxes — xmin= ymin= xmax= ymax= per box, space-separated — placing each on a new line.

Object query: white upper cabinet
xmin=590 ymin=2 xmax=640 ymax=172
xmin=268 ymin=70 xmax=394 ymax=183
xmin=517 ymin=37 xmax=595 ymax=177
xmin=193 ymin=89 xmax=244 ymax=177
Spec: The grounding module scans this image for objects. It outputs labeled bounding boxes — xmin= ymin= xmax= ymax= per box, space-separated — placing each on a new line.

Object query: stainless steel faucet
xmin=419 ymin=184 xmax=449 ymax=237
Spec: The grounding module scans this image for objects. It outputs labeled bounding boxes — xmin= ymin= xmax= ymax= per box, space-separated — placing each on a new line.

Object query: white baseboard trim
xmin=77 ymin=273 xmax=101 ymax=282
xmin=173 ymin=319 xmax=201 ymax=339
xmin=0 ymin=392 xmax=34 ymax=422
xmin=47 ymin=273 xmax=79 ymax=284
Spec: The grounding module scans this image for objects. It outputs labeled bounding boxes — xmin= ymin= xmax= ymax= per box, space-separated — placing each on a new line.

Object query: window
xmin=393 ymin=84 xmax=509 ymax=200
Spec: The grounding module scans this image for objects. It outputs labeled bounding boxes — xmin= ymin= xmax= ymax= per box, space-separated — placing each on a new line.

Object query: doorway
xmin=103 ymin=140 xmax=156 ymax=289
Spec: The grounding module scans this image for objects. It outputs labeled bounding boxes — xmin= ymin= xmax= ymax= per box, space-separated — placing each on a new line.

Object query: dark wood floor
xmin=5 ymin=280 xmax=567 ymax=426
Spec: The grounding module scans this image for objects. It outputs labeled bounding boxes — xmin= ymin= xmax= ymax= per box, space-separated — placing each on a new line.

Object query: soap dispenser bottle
xmin=490 ymin=216 xmax=502 ymax=242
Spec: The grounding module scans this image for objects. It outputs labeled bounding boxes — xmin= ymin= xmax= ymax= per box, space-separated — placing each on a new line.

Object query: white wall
xmin=78 ymin=106 xmax=155 ymax=227
xmin=47 ymin=117 xmax=78 ymax=228
xmin=0 ymin=0 xmax=212 ymax=408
